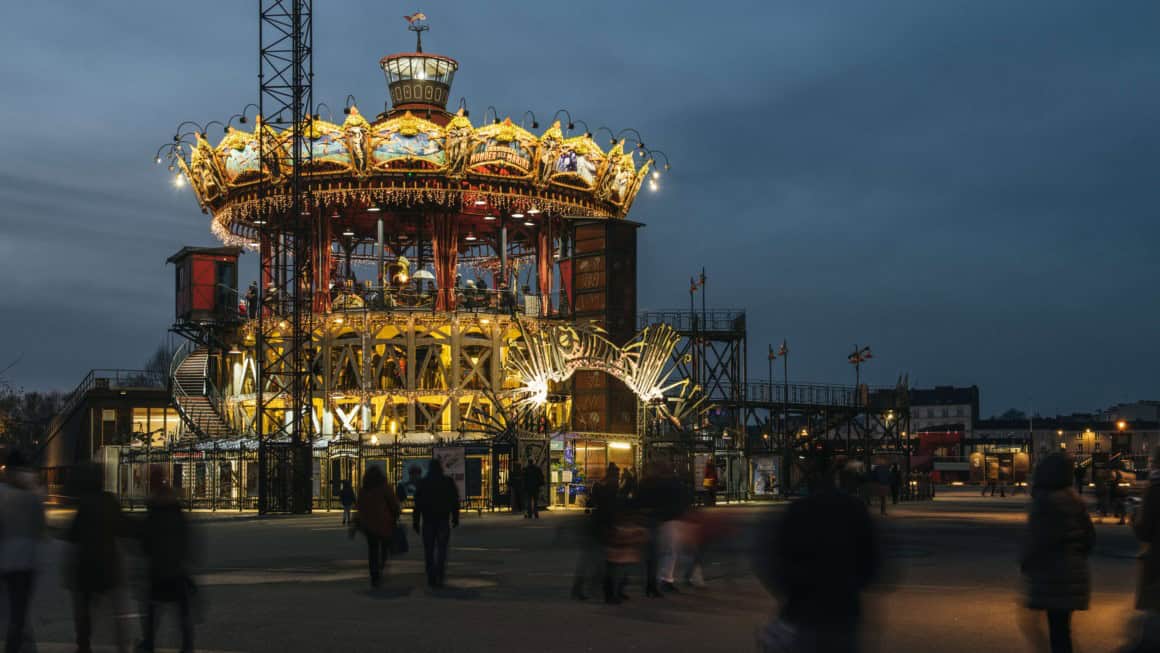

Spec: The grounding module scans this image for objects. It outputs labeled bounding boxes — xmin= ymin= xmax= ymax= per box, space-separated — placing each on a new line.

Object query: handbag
xmin=390 ymin=522 xmax=409 ymax=555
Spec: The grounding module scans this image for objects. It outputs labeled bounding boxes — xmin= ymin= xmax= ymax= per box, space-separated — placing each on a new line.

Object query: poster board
xmin=434 ymin=446 xmax=467 ymax=499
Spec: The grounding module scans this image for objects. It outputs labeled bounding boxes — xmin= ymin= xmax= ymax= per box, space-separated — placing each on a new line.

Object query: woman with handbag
xmin=356 ymin=466 xmax=401 ymax=588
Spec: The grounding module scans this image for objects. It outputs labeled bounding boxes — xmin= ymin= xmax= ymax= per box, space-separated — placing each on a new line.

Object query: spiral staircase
xmin=171 ymin=344 xmax=232 ymax=439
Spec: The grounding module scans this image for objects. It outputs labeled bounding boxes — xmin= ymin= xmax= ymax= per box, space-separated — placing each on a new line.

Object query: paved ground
xmin=10 ymin=489 xmax=1148 ymax=652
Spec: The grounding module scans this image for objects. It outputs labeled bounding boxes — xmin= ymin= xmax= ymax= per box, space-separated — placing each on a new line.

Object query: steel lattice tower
xmin=257 ymin=0 xmax=314 ymax=513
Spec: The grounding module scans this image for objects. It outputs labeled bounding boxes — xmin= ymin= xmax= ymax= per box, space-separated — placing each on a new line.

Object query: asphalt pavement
xmin=11 ymin=489 xmax=1147 ymax=652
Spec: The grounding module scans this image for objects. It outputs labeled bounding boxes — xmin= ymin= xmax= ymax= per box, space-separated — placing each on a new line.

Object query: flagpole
xmin=689 ymin=278 xmax=697 ymax=391
xmin=782 ymin=341 xmax=790 ymax=497
xmin=700 ymin=268 xmax=706 ymax=399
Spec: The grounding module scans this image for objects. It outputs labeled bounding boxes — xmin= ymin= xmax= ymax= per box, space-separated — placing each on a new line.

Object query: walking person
xmin=523 ymin=457 xmax=545 ymax=519
xmin=0 ymin=449 xmax=46 ymax=653
xmin=656 ymin=465 xmax=692 ymax=593
xmin=1125 ymin=447 xmax=1160 ymax=652
xmin=569 ymin=490 xmax=603 ymax=601
xmin=65 ymin=463 xmax=130 ymax=653
xmin=137 ymin=466 xmax=196 ymax=653
xmin=1074 ymin=463 xmax=1086 ymax=495
xmin=339 ymin=479 xmax=356 ymax=525
xmin=636 ymin=463 xmax=667 ymax=598
xmin=356 ymin=467 xmax=401 ymax=588
xmin=413 ymin=459 xmax=460 ymax=588
xmin=890 ymin=464 xmax=902 ymax=505
xmin=619 ymin=467 xmax=638 ymax=505
xmin=755 ymin=462 xmax=881 ymax=652
xmin=1021 ymin=453 xmax=1094 ymax=653
xmin=588 ymin=463 xmax=627 ymax=603
xmin=511 ymin=459 xmax=525 ymax=515
xmin=1111 ymin=464 xmax=1127 ymax=525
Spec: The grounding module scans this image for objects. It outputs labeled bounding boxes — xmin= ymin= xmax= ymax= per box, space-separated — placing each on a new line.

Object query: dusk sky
xmin=1 ymin=1 xmax=1157 ymax=417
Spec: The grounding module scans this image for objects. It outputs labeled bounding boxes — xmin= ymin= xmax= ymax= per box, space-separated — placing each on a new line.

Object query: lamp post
xmin=768 ymin=341 xmax=791 ymax=497
xmin=849 ymin=345 xmax=873 ymax=470
xmin=390 ymin=418 xmax=399 ymax=488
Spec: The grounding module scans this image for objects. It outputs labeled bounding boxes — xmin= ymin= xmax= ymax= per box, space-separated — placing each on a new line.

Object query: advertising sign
xmin=433 ymin=446 xmax=467 ymax=499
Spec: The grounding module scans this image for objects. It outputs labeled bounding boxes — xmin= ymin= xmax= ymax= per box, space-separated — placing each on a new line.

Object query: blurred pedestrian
xmin=890 ymin=464 xmax=902 ymax=505
xmin=619 ymin=467 xmax=637 ymax=505
xmin=755 ymin=463 xmax=880 ymax=652
xmin=1074 ymin=464 xmax=1086 ymax=495
xmin=1111 ymin=463 xmax=1127 ymax=525
xmin=339 ymin=479 xmax=356 ymax=525
xmin=1021 ymin=453 xmax=1093 ymax=653
xmin=569 ymin=488 xmax=603 ymax=601
xmin=66 ymin=463 xmax=130 ymax=653
xmin=523 ymin=457 xmax=544 ymax=519
xmin=702 ymin=458 xmax=719 ymax=506
xmin=605 ymin=513 xmax=647 ymax=604
xmin=413 ymin=459 xmax=459 ymax=588
xmin=1123 ymin=447 xmax=1160 ymax=652
xmin=872 ymin=463 xmax=891 ymax=516
xmin=636 ymin=462 xmax=669 ymax=598
xmin=511 ymin=459 xmax=525 ymax=515
xmin=589 ymin=463 xmax=626 ymax=603
xmin=657 ymin=465 xmax=693 ymax=594
xmin=137 ymin=466 xmax=196 ymax=653
xmin=356 ymin=467 xmax=401 ymax=588
xmin=0 ymin=449 xmax=46 ymax=653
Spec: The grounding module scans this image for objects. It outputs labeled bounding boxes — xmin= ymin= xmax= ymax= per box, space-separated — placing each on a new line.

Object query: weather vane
xmin=404 ymin=11 xmax=429 ymax=52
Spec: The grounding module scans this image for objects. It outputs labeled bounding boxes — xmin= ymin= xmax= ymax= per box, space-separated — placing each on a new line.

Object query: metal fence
xmin=638 ymin=310 xmax=746 ymax=332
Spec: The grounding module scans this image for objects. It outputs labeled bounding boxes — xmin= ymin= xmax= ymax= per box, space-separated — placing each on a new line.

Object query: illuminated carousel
xmin=158 ymin=23 xmax=691 ymax=510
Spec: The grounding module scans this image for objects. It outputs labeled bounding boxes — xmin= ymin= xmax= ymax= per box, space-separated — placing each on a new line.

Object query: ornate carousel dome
xmin=177 ymin=85 xmax=655 ymax=247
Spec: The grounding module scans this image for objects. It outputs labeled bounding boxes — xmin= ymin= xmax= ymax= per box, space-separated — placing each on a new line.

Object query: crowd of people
xmin=11 ymin=443 xmax=1160 ymax=652
xmin=0 ymin=450 xmax=199 ymax=653
xmin=564 ymin=461 xmax=736 ymax=604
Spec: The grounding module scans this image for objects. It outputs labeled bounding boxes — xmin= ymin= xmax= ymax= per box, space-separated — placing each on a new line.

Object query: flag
xmin=689 ymin=276 xmax=697 ymax=295
xmin=778 ymin=340 xmax=788 ymax=357
xmin=848 ymin=353 xmax=859 ymax=364
xmin=699 ymin=267 xmax=706 ymax=288
xmin=768 ymin=344 xmax=776 ymax=361
xmin=404 ymin=12 xmax=427 ymax=24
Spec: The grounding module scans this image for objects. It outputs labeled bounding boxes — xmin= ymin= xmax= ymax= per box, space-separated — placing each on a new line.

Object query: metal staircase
xmin=171 ymin=344 xmax=231 ymax=439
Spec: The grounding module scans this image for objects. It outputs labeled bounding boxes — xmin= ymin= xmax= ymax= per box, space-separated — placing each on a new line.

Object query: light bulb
xmin=173 ymin=175 xmax=185 ymax=188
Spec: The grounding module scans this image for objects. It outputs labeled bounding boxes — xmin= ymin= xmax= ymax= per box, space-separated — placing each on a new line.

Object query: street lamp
xmin=849 ymin=345 xmax=873 ymax=469
xmin=390 ymin=418 xmax=399 ymax=487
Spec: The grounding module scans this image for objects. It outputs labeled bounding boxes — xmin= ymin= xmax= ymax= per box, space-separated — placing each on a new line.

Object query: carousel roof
xmin=175 ymin=107 xmax=655 ymax=247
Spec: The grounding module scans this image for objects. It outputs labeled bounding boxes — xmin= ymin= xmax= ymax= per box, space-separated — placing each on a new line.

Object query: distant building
xmin=40 ymin=369 xmax=179 ymax=499
xmin=1102 ymin=401 xmax=1160 ymax=423
xmin=909 ymin=386 xmax=980 ymax=439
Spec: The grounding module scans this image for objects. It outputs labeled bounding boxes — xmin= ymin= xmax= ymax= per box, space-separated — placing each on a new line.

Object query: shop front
xmin=546 ymin=433 xmax=637 ymax=509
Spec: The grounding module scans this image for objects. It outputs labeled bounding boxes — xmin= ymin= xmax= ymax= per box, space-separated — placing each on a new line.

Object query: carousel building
xmin=104 ymin=34 xmax=692 ymax=511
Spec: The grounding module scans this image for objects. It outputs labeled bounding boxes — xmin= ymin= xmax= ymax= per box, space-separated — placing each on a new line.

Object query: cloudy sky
xmin=1 ymin=1 xmax=1157 ymax=416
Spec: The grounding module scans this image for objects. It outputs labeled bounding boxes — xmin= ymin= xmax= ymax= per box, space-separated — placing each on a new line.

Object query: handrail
xmin=40 ymin=368 xmax=167 ymax=459
xmin=638 ymin=310 xmax=746 ymax=332
xmin=736 ymin=381 xmax=903 ymax=409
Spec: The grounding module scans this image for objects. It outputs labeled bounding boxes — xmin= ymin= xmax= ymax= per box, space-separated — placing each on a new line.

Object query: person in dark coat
xmin=339 ymin=479 xmax=356 ymax=525
xmin=356 ymin=467 xmax=401 ymax=588
xmin=1021 ymin=453 xmax=1094 ymax=653
xmin=137 ymin=467 xmax=196 ymax=653
xmin=755 ymin=464 xmax=880 ymax=652
xmin=588 ymin=463 xmax=628 ymax=603
xmin=1134 ymin=448 xmax=1160 ymax=611
xmin=889 ymin=464 xmax=902 ymax=505
xmin=1125 ymin=447 xmax=1160 ymax=652
xmin=523 ymin=458 xmax=545 ymax=519
xmin=413 ymin=459 xmax=460 ymax=588
xmin=66 ymin=463 xmax=129 ymax=653
xmin=619 ymin=467 xmax=638 ymax=505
